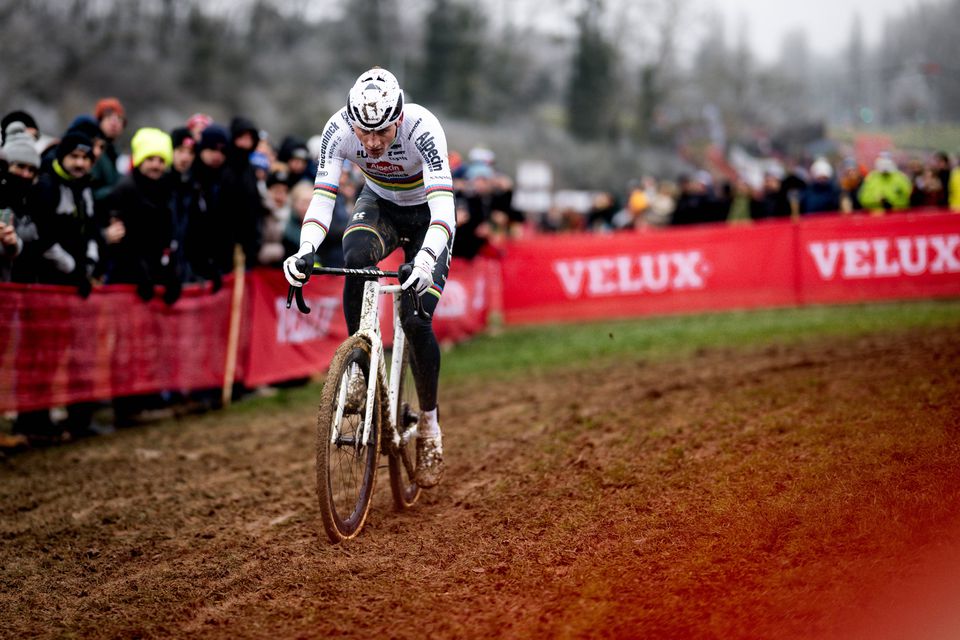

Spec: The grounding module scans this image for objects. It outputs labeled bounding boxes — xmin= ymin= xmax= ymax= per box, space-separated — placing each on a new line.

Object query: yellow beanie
xmin=131 ymin=127 xmax=173 ymax=168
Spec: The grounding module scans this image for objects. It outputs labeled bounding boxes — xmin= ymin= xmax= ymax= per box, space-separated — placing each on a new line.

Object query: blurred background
xmin=3 ymin=0 xmax=959 ymax=193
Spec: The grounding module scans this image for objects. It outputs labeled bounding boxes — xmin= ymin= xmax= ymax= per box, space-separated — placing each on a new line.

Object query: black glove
xmin=209 ymin=269 xmax=223 ymax=294
xmin=136 ymin=279 xmax=155 ymax=302
xmin=73 ymin=265 xmax=92 ymax=299
xmin=76 ymin=275 xmax=92 ymax=299
xmin=163 ymin=278 xmax=182 ymax=306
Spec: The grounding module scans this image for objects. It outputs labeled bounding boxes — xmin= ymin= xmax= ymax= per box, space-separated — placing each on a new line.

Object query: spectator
xmin=226 ymin=116 xmax=269 ymax=267
xmin=931 ymin=151 xmax=951 ymax=208
xmin=800 ymin=158 xmax=841 ymax=214
xmin=282 ymin=180 xmax=313 ymax=259
xmin=750 ymin=169 xmax=791 ymax=220
xmin=838 ymin=158 xmax=864 ymax=212
xmin=258 ymin=169 xmax=292 ymax=267
xmin=1 ymin=122 xmax=42 ymax=281
xmin=950 ymin=158 xmax=960 ymax=213
xmin=1 ymin=110 xmax=39 ymax=144
xmin=725 ymin=178 xmax=754 ymax=224
xmin=169 ymin=127 xmax=195 ymax=176
xmin=185 ymin=123 xmax=231 ymax=284
xmin=647 ymin=179 xmax=677 ymax=227
xmin=277 ymin=135 xmax=313 ymax=186
xmin=186 ymin=112 xmax=212 ymax=141
xmin=586 ymin=190 xmax=619 ymax=231
xmin=100 ymin=127 xmax=180 ymax=303
xmin=858 ymin=154 xmax=912 ymax=214
xmin=30 ymin=129 xmax=99 ymax=294
xmin=28 ymin=129 xmax=101 ymax=439
xmin=90 ymin=97 xmax=127 ymax=201
xmin=673 ymin=171 xmax=723 ymax=225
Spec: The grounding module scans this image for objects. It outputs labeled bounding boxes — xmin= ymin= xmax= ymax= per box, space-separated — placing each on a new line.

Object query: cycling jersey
xmin=299 ymin=103 xmax=455 ymax=261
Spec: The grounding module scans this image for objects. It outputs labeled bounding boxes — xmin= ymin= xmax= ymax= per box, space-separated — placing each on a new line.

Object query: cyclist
xmin=283 ymin=67 xmax=455 ymax=488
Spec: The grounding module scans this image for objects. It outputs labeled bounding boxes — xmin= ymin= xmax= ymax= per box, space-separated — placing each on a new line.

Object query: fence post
xmin=222 ymin=244 xmax=246 ymax=407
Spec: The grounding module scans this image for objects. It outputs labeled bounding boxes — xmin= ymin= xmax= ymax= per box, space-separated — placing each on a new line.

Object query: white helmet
xmin=346 ymin=67 xmax=404 ymax=131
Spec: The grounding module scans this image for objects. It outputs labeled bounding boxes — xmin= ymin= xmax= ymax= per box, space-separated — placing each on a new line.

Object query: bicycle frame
xmin=330 ymin=279 xmax=417 ymax=453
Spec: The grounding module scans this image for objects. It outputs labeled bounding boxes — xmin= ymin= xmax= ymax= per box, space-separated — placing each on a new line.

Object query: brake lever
xmin=286 ymin=285 xmax=312 ymax=314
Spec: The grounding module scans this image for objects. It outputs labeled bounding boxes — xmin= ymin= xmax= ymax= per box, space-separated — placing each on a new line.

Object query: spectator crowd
xmin=2 ymin=99 xmax=958 ymax=447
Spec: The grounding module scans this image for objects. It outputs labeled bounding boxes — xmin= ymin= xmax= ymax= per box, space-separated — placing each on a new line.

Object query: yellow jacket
xmin=950 ymin=167 xmax=960 ymax=212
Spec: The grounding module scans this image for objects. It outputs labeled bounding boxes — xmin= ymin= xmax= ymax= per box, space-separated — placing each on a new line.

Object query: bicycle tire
xmin=388 ymin=345 xmax=421 ymax=510
xmin=316 ymin=335 xmax=381 ymax=543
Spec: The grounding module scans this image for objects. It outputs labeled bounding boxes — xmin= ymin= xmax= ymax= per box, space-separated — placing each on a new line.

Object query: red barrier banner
xmin=500 ymin=221 xmax=799 ymax=324
xmin=0 ymin=281 xmax=234 ymax=412
xmin=241 ymin=258 xmax=498 ymax=388
xmin=796 ymin=212 xmax=960 ymax=304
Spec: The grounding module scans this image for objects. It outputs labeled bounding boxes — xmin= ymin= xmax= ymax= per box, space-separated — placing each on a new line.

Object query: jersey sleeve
xmin=299 ymin=112 xmax=348 ymax=252
xmin=412 ymin=113 xmax=456 ymax=260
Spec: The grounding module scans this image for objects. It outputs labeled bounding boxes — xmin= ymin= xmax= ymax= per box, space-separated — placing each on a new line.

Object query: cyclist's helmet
xmin=346 ymin=67 xmax=404 ymax=132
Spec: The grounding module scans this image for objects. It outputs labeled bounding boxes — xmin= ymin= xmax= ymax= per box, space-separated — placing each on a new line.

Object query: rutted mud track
xmin=3 ymin=326 xmax=960 ymax=639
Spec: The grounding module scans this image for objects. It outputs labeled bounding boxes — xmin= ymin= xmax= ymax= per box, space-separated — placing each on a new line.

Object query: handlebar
xmin=285 ymin=262 xmax=425 ymax=317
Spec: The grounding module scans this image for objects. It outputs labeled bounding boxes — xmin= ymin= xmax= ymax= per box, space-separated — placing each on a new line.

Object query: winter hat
xmin=130 ymin=127 xmax=173 ymax=168
xmin=278 ymin=135 xmax=309 ymax=163
xmin=56 ymin=130 xmax=94 ymax=163
xmin=170 ymin=126 xmax=195 ymax=150
xmin=230 ymin=116 xmax=260 ymax=144
xmin=94 ymin=97 xmax=126 ymax=121
xmin=66 ymin=114 xmax=106 ymax=143
xmin=2 ymin=122 xmax=41 ymax=168
xmin=187 ymin=112 xmax=212 ymax=133
xmin=874 ymin=153 xmax=897 ymax=174
xmin=198 ymin=124 xmax=229 ymax=152
xmin=810 ymin=158 xmax=833 ymax=180
xmin=1 ymin=110 xmax=38 ymax=144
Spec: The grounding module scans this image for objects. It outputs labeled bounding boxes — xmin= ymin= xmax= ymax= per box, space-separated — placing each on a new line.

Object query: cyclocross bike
xmin=287 ymin=264 xmax=422 ymax=543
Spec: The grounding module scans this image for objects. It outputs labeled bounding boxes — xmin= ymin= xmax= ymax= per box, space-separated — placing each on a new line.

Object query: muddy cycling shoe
xmin=415 ymin=433 xmax=445 ymax=488
xmin=342 ymin=367 xmax=366 ymax=414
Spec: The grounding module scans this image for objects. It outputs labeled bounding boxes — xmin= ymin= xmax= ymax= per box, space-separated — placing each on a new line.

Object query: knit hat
xmin=170 ymin=126 xmax=194 ymax=150
xmin=94 ymin=97 xmax=125 ymax=121
xmin=66 ymin=114 xmax=106 ymax=143
xmin=810 ymin=158 xmax=833 ymax=180
xmin=187 ymin=112 xmax=212 ymax=132
xmin=230 ymin=116 xmax=260 ymax=144
xmin=1 ymin=110 xmax=38 ymax=145
xmin=130 ymin=127 xmax=173 ymax=168
xmin=56 ymin=130 xmax=94 ymax=163
xmin=278 ymin=135 xmax=309 ymax=163
xmin=198 ymin=124 xmax=229 ymax=152
xmin=1 ymin=122 xmax=40 ymax=168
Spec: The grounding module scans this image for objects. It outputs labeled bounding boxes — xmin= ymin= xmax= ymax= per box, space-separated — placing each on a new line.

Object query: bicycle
xmin=286 ymin=263 xmax=423 ymax=543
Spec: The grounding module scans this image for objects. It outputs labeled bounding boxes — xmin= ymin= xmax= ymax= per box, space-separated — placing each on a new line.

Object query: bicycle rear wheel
xmin=388 ymin=345 xmax=422 ymax=510
xmin=316 ymin=335 xmax=380 ymax=543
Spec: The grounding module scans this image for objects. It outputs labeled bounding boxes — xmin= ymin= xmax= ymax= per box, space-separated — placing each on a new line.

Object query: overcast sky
xmin=705 ymin=0 xmax=919 ymax=63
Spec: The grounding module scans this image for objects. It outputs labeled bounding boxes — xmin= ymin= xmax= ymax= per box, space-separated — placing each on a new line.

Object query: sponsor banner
xmin=500 ymin=221 xmax=798 ymax=324
xmin=797 ymin=212 xmax=960 ymax=304
xmin=241 ymin=258 xmax=497 ymax=388
xmin=0 ymin=280 xmax=235 ymax=412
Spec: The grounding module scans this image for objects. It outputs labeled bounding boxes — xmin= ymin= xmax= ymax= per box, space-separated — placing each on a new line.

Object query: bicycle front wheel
xmin=388 ymin=345 xmax=422 ymax=510
xmin=316 ymin=335 xmax=380 ymax=543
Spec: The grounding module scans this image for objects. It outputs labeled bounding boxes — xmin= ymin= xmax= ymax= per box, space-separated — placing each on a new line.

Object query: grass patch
xmin=443 ymin=299 xmax=960 ymax=382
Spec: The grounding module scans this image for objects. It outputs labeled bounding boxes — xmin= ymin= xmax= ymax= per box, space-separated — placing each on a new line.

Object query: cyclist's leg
xmin=341 ymin=185 xmax=399 ymax=334
xmin=399 ymin=233 xmax=452 ymax=413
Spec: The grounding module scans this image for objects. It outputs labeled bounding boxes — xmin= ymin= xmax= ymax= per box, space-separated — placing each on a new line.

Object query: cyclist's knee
xmin=343 ymin=245 xmax=379 ymax=269
xmin=401 ymin=308 xmax=432 ymax=338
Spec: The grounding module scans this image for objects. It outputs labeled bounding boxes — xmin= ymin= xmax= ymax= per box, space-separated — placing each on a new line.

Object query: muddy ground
xmin=2 ymin=325 xmax=960 ymax=639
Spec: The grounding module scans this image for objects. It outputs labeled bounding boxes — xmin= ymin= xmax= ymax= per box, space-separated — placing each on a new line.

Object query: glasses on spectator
xmin=9 ymin=163 xmax=38 ymax=178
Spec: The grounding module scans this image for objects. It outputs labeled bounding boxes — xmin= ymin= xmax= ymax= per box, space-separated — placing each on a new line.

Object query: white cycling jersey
xmin=299 ymin=102 xmax=455 ymax=260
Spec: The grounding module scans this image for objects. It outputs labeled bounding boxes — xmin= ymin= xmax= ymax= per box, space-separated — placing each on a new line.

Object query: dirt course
xmin=2 ymin=325 xmax=960 ymax=639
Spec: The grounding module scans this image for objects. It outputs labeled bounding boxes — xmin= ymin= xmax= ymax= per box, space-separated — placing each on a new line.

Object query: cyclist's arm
xmin=416 ymin=117 xmax=456 ymax=258
xmin=299 ymin=114 xmax=348 ymax=251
